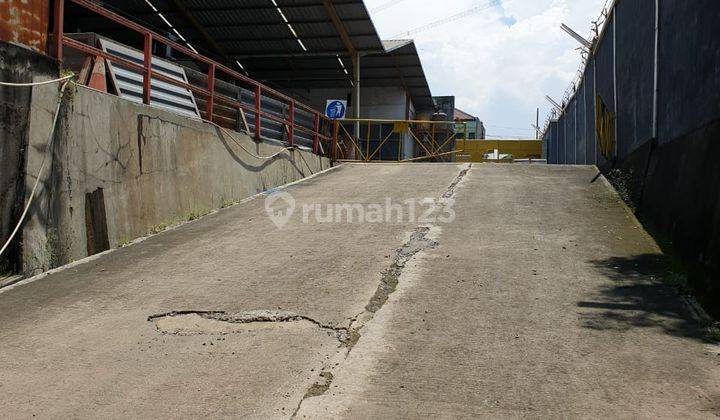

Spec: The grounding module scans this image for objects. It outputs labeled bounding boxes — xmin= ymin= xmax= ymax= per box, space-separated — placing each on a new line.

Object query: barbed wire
xmin=541 ymin=0 xmax=614 ymax=136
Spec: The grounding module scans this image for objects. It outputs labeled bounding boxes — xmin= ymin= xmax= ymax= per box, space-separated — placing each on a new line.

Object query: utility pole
xmin=536 ymin=108 xmax=540 ymax=139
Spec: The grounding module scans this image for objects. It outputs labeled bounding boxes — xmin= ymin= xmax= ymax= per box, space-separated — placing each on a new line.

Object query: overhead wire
xmin=206 ymin=119 xmax=296 ymax=161
xmin=0 ymin=74 xmax=74 ymax=87
xmin=392 ymin=0 xmax=502 ymax=39
xmin=370 ymin=0 xmax=407 ymax=14
xmin=485 ymin=124 xmax=536 ymax=131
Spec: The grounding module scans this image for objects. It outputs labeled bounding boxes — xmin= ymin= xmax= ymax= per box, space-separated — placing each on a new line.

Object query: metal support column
xmin=206 ymin=64 xmax=215 ymax=121
xmin=652 ymin=0 xmax=660 ymax=139
xmin=288 ymin=101 xmax=295 ymax=147
xmin=143 ymin=33 xmax=152 ymax=105
xmin=312 ymin=113 xmax=320 ymax=154
xmin=353 ymin=52 xmax=361 ymax=145
xmin=54 ymin=0 xmax=65 ymax=61
xmin=612 ymin=11 xmax=618 ymax=158
xmin=332 ymin=120 xmax=340 ymax=161
xmin=254 ymin=85 xmax=262 ymax=140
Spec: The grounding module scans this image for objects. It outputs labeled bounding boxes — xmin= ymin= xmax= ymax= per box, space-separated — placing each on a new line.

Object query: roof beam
xmin=321 ymin=0 xmax=356 ymax=57
xmin=173 ymin=18 xmax=369 ymax=29
xmin=233 ymin=50 xmax=384 ymax=59
xmin=190 ymin=32 xmax=378 ymax=44
xmin=98 ymin=1 xmax=365 ymax=15
xmin=169 ymin=0 xmax=227 ymax=58
xmin=234 ymin=49 xmax=403 ymax=59
xmin=390 ymin=53 xmax=410 ymax=94
xmin=67 ymin=12 xmax=369 ymax=29
xmin=246 ymin=64 xmax=420 ymax=72
xmin=257 ymin=75 xmax=428 ymax=82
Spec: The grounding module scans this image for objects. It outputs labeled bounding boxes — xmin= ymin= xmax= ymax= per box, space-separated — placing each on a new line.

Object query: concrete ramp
xmin=1 ymin=164 xmax=718 ymax=418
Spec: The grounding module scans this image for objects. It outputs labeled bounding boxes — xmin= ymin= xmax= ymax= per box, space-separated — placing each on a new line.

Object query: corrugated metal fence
xmin=543 ymin=0 xmax=720 ymax=317
xmin=544 ymin=0 xmax=720 ymax=168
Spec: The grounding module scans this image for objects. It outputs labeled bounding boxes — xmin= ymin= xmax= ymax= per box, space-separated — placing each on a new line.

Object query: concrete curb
xmin=595 ymin=168 xmax=662 ymax=254
xmin=596 ymin=167 xmax=715 ymax=326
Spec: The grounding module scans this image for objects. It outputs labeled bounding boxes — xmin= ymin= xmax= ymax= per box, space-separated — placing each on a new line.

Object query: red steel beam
xmin=53 ymin=0 xmax=64 ymax=61
xmin=254 ymin=85 xmax=262 ymax=140
xmin=63 ymin=37 xmax=210 ymax=98
xmin=60 ymin=0 xmax=331 ymax=147
xmin=312 ymin=113 xmax=320 ymax=153
xmin=206 ymin=64 xmax=215 ymax=121
xmin=143 ymin=33 xmax=152 ymax=105
xmin=288 ymin=101 xmax=295 ymax=147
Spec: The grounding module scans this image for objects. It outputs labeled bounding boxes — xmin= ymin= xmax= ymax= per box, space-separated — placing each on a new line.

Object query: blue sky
xmin=364 ymin=0 xmax=607 ymax=138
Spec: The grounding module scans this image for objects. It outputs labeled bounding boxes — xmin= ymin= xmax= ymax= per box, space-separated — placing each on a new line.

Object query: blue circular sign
xmin=325 ymin=100 xmax=346 ymax=119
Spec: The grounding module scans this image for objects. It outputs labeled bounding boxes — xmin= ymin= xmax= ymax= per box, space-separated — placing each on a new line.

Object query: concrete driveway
xmin=1 ymin=163 xmax=718 ymax=418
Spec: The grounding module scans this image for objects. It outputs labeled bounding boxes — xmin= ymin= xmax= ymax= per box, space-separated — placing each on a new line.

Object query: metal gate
xmin=332 ymin=118 xmax=468 ymax=163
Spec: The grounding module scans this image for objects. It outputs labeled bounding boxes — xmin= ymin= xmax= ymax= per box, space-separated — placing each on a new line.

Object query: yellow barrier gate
xmin=455 ymin=139 xmax=543 ymax=163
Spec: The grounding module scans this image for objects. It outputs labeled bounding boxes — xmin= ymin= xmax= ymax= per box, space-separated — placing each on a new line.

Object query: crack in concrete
xmin=288 ymin=223 xmax=442 ymax=419
xmin=290 ymin=370 xmax=335 ymax=419
xmin=442 ymin=165 xmax=471 ymax=200
xmin=147 ymin=310 xmax=355 ymax=345
xmin=147 ymin=310 xmax=223 ymax=321
xmin=302 ymin=371 xmax=334 ymax=399
xmin=365 ymin=226 xmax=439 ymax=314
xmin=289 ymin=229 xmax=441 ymax=418
xmin=291 ymin=164 xmax=472 ymax=418
xmin=147 ymin=164 xmax=473 ymax=419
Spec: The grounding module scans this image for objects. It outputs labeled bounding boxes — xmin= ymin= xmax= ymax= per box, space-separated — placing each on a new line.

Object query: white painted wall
xmin=290 ymin=86 xmax=409 ymax=120
xmin=289 ymin=86 xmax=416 ymax=159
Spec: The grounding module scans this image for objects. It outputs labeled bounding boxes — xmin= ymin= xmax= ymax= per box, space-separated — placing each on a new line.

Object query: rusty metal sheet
xmin=0 ymin=0 xmax=49 ymax=52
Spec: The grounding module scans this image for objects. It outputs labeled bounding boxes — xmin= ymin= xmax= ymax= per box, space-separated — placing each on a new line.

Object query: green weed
xmin=606 ymin=168 xmax=635 ymax=211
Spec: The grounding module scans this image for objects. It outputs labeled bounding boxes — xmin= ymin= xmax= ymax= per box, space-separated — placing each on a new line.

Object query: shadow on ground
xmin=578 ymin=254 xmax=712 ymax=343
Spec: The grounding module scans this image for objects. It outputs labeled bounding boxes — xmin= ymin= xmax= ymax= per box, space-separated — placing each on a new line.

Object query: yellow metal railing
xmin=332 ymin=118 xmax=468 ymax=163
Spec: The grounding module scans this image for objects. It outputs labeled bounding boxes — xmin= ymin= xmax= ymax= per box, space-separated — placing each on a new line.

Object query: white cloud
xmin=365 ymin=0 xmax=607 ymax=138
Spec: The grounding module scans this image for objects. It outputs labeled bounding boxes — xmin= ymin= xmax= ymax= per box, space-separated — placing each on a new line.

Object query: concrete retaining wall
xmin=0 ymin=41 xmax=58 ymax=273
xmin=22 ymin=84 xmax=330 ymax=276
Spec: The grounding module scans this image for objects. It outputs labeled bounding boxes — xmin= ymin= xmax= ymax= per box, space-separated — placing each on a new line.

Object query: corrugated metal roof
xmin=68 ymin=0 xmax=383 ymax=57
xmin=454 ymin=108 xmax=477 ymax=121
xmin=381 ymin=39 xmax=412 ymax=52
xmin=364 ymin=40 xmax=434 ymax=110
xmin=246 ymin=40 xmax=434 ymax=111
xmin=64 ymin=0 xmax=435 ymax=111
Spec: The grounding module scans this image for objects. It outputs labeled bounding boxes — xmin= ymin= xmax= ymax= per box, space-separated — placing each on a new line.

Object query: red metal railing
xmin=52 ymin=0 xmax=333 ymax=154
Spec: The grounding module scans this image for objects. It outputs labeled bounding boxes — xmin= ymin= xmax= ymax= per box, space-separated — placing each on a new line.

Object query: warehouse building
xmin=56 ymin=0 xmax=438 ymax=158
xmin=0 ymin=0 xmax=449 ymax=274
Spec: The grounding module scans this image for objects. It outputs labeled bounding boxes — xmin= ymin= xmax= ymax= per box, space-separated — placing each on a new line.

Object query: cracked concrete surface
xmin=291 ymin=166 xmax=470 ymax=416
xmin=296 ymin=164 xmax=720 ymax=419
xmin=2 ymin=163 xmax=720 ymax=418
xmin=149 ymin=310 xmax=354 ymax=345
xmin=364 ymin=226 xmax=439 ymax=314
xmin=0 ymin=163 xmax=461 ymax=418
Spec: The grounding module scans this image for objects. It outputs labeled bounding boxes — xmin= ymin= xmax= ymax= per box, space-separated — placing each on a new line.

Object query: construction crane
xmin=370 ymin=0 xmax=407 ymax=14
xmin=392 ymin=0 xmax=501 ymax=39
